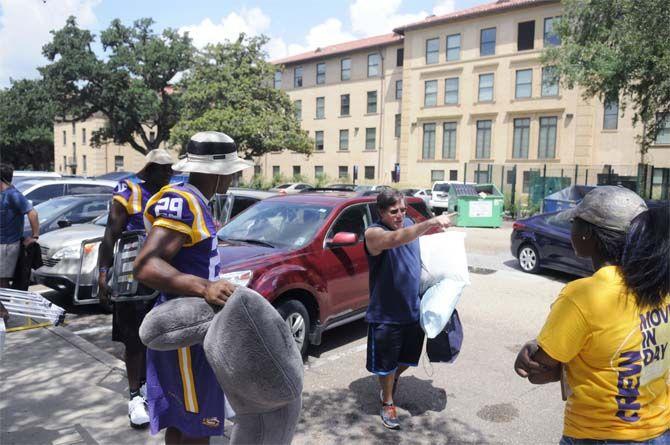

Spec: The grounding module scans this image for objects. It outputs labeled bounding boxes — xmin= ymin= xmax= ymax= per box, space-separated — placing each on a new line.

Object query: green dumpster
xmin=448 ymin=183 xmax=504 ymax=228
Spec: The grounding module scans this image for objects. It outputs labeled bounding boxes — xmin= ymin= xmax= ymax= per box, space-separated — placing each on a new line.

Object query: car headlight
xmin=219 ymin=270 xmax=253 ymax=287
xmin=52 ymin=245 xmax=81 ymax=260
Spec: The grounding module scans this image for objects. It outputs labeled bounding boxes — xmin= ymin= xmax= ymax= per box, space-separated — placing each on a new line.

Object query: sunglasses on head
xmin=387 ymin=207 xmax=407 ymax=215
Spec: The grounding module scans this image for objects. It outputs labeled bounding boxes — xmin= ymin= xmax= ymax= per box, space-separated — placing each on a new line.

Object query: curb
xmin=47 ymin=325 xmax=127 ymax=374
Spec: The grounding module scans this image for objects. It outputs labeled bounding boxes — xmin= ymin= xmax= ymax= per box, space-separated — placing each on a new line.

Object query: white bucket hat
xmin=172 ymin=131 xmax=253 ymax=175
xmin=137 ymin=148 xmax=174 ymax=176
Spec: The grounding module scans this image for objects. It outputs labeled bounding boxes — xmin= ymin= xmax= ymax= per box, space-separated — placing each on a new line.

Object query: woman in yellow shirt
xmin=515 ymin=186 xmax=670 ymax=444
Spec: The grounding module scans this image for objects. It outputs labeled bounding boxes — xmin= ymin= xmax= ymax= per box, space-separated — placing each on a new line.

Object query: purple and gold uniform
xmin=143 ymin=182 xmax=226 ymax=437
xmin=112 ymin=179 xmax=152 ymax=232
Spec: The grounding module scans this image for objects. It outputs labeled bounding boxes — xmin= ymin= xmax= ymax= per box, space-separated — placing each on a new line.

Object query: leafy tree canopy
xmin=544 ymin=0 xmax=670 ymax=154
xmin=171 ymin=34 xmax=311 ymax=159
xmin=40 ymin=16 xmax=194 ymax=155
xmin=0 ymin=78 xmax=56 ymax=170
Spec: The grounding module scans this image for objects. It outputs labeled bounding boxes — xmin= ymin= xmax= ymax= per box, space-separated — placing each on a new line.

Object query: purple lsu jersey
xmin=112 ymin=179 xmax=153 ymax=231
xmin=143 ymin=183 xmax=226 ymax=437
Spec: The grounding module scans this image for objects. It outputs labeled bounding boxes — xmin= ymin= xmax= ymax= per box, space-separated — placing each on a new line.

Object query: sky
xmin=0 ymin=0 xmax=491 ymax=88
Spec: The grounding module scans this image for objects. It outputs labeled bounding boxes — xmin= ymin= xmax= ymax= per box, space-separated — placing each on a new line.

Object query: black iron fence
xmin=463 ymin=162 xmax=670 ymax=217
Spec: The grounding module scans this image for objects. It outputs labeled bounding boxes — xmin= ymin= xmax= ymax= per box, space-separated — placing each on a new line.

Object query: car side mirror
xmin=57 ymin=219 xmax=72 ymax=228
xmin=327 ymin=232 xmax=358 ymax=248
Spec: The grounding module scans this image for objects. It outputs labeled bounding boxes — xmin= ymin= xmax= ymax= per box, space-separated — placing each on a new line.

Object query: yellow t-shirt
xmin=537 ymin=266 xmax=670 ymax=441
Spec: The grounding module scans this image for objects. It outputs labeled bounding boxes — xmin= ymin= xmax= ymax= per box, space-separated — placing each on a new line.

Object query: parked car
xmin=32 ymin=189 xmax=274 ymax=303
xmin=430 ymin=181 xmax=475 ymax=214
xmin=269 ymin=183 xmax=314 ymax=194
xmin=325 ymin=183 xmax=356 ymax=191
xmin=12 ymin=171 xmax=61 ymax=185
xmin=15 ymin=178 xmax=116 ymax=206
xmin=511 ymin=211 xmax=594 ymax=277
xmin=25 ymin=194 xmax=111 ymax=237
xmin=400 ymin=188 xmax=432 ymax=208
xmin=95 ymin=171 xmax=136 ymax=182
xmin=214 ymin=192 xmax=434 ymax=355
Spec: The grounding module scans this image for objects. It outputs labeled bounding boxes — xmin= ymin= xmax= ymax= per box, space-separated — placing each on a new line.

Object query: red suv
xmin=216 ymin=192 xmax=433 ymax=355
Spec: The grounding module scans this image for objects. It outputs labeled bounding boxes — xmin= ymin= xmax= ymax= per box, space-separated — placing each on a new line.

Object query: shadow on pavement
xmin=294 ymin=374 xmax=490 ymax=443
xmin=502 ymin=259 xmax=578 ymax=284
xmin=307 ymin=318 xmax=367 ymax=360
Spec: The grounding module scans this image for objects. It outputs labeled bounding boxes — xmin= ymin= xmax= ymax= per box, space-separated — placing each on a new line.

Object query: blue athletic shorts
xmin=366 ymin=321 xmax=425 ymax=375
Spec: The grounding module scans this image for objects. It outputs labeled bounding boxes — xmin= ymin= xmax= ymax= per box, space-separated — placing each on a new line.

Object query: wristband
xmin=99 ymin=267 xmax=108 ymax=274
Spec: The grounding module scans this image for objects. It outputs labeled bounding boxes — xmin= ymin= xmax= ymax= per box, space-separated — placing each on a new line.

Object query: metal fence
xmin=463 ymin=162 xmax=670 ymax=217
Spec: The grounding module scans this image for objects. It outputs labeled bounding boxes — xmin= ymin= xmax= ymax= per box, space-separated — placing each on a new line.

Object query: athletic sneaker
xmin=128 ymin=395 xmax=150 ymax=428
xmin=380 ymin=403 xmax=400 ymax=429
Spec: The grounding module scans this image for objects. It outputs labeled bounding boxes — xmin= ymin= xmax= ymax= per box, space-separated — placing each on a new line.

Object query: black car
xmin=511 ymin=211 xmax=593 ymax=277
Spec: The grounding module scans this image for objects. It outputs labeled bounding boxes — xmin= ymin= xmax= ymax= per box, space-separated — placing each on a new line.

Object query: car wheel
xmin=277 ymin=299 xmax=310 ymax=357
xmin=518 ymin=244 xmax=540 ymax=273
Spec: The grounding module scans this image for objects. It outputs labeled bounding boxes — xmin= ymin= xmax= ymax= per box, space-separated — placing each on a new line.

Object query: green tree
xmin=40 ymin=16 xmax=194 ymax=155
xmin=171 ymin=35 xmax=311 ymax=159
xmin=543 ymin=0 xmax=670 ymax=156
xmin=0 ymin=79 xmax=56 ymax=170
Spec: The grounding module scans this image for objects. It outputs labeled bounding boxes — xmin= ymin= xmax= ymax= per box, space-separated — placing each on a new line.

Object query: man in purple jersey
xmin=98 ymin=148 xmax=174 ymax=428
xmin=134 ymin=131 xmax=253 ymax=444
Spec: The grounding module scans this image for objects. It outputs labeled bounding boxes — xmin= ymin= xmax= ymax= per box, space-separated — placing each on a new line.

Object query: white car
xmin=15 ymin=178 xmax=116 ymax=206
xmin=429 ymin=181 xmax=475 ymax=214
xmin=268 ymin=183 xmax=313 ymax=194
xmin=400 ymin=188 xmax=432 ymax=208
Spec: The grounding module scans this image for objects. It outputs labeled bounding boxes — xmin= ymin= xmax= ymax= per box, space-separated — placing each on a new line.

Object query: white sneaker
xmin=139 ymin=383 xmax=147 ymax=400
xmin=128 ymin=395 xmax=150 ymax=429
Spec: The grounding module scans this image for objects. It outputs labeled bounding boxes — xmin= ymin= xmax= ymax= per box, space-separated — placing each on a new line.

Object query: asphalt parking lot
xmin=18 ymin=222 xmax=577 ymax=443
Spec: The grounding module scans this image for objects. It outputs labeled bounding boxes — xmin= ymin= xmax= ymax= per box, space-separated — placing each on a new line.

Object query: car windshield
xmin=14 ymin=180 xmax=42 ymax=193
xmin=94 ymin=213 xmax=109 ymax=226
xmin=354 ymin=185 xmax=372 ymax=192
xmin=33 ymin=196 xmax=80 ymax=223
xmin=434 ymin=183 xmax=450 ymax=192
xmin=277 ymin=184 xmax=292 ymax=189
xmin=217 ymin=201 xmax=333 ymax=249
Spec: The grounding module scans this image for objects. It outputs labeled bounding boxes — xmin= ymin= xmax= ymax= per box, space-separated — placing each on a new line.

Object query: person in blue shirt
xmin=364 ymin=189 xmax=452 ymax=429
xmin=0 ymin=164 xmax=39 ymax=289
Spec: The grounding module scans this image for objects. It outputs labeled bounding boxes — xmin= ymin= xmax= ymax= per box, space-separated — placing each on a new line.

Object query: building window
xmin=513 ymin=118 xmax=531 ymax=159
xmin=82 ymin=128 xmax=86 ymax=145
xmin=544 ymin=17 xmax=561 ymax=47
xmin=273 ymin=166 xmax=280 ymax=177
xmin=367 ymin=91 xmax=377 ymax=113
xmin=338 ymin=166 xmax=348 ymax=179
xmin=314 ymin=165 xmax=324 ymax=177
xmin=340 ymin=94 xmax=350 ymax=116
xmin=341 ymin=58 xmax=351 ymax=81
xmin=446 ymin=34 xmax=461 ymax=61
xmin=422 ymin=123 xmax=436 ymax=159
xmin=365 ymin=166 xmax=375 ymax=180
xmin=274 ymin=70 xmax=282 ymax=89
xmin=290 ymin=166 xmax=300 ymax=178
xmin=424 ymin=80 xmax=438 ymax=107
xmin=63 ymin=130 xmax=66 ymax=146
xmin=316 ymin=63 xmax=326 ymax=85
xmin=538 ymin=117 xmax=558 ymax=159
xmin=82 ymin=155 xmax=87 ymax=173
xmin=431 ymin=170 xmax=445 ymax=182
xmin=656 ymin=113 xmax=670 ymax=144
xmin=339 ymin=130 xmax=349 ymax=151
xmin=426 ymin=38 xmax=439 ymax=64
xmin=476 ymin=120 xmax=492 ymax=159
xmin=445 ymin=77 xmax=459 ymax=104
xmin=316 ymin=97 xmax=325 ymax=118
xmin=254 ymin=165 xmax=261 ymax=176
xmin=365 ymin=128 xmax=376 ymax=150
xmin=449 ymin=170 xmax=458 ymax=181
xmin=480 ymin=27 xmax=496 ymax=56
xmin=368 ymin=53 xmax=380 ymax=77
xmin=315 ymin=131 xmax=324 ymax=151
xmin=114 ymin=155 xmax=124 ymax=171
xmin=515 ymin=69 xmax=533 ymax=99
xmin=603 ymin=99 xmax=619 ymax=130
xmin=517 ymin=21 xmax=535 ymax=51
xmin=522 ymin=170 xmax=535 ymax=193
xmin=294 ymin=66 xmax=303 ymax=87
xmin=396 ymin=48 xmax=404 ymax=67
xmin=478 ymin=73 xmax=494 ymax=102
xmin=395 ymin=80 xmax=403 ymax=100
xmin=294 ymin=100 xmax=302 ymax=120
xmin=442 ymin=122 xmax=457 ymax=159
xmin=395 ymin=114 xmax=401 ymax=138
xmin=541 ymin=66 xmax=559 ymax=96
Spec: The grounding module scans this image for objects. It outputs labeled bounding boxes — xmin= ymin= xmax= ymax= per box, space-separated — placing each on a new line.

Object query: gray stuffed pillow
xmin=139 ymin=297 xmax=215 ymax=350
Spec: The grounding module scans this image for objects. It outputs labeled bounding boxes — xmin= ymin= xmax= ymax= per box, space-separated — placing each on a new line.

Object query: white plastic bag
xmin=419 ymin=231 xmax=470 ymax=338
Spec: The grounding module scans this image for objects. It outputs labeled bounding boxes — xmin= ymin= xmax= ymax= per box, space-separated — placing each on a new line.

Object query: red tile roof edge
xmin=394 ymin=0 xmax=559 ymax=33
xmin=271 ymin=33 xmax=402 ymax=66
